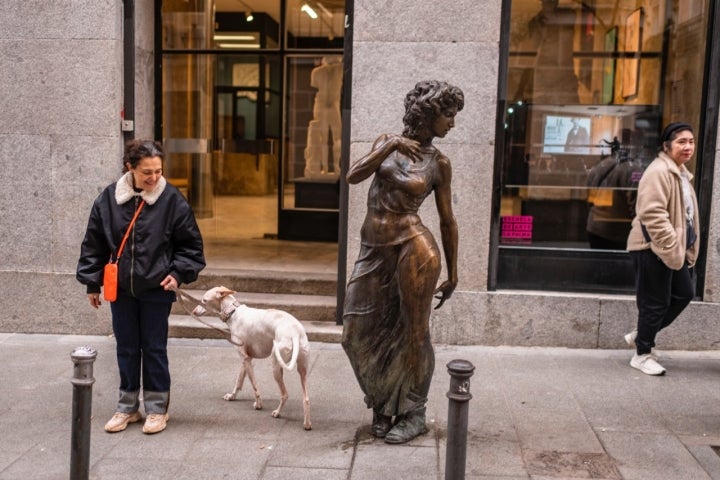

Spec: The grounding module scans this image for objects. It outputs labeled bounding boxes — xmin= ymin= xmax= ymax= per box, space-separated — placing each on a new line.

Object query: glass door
xmin=160 ymin=0 xmax=345 ymax=243
xmin=278 ymin=0 xmax=346 ymax=241
xmin=211 ymin=55 xmax=281 ymax=240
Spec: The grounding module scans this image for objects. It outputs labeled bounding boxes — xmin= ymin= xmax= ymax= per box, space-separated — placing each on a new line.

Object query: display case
xmin=500 ymin=103 xmax=661 ymax=248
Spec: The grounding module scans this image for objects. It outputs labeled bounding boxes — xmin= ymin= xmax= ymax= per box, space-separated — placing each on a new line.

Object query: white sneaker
xmin=630 ymin=353 xmax=666 ymax=376
xmin=104 ymin=411 xmax=143 ymax=432
xmin=624 ymin=331 xmax=660 ymax=359
xmin=142 ymin=413 xmax=169 ymax=434
xmin=624 ymin=330 xmax=638 ymax=347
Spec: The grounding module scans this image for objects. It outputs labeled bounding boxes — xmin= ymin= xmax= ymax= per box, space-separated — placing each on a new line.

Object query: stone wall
xmin=0 ymin=1 xmax=152 ymax=335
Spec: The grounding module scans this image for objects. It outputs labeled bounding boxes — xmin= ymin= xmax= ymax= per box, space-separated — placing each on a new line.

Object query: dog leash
xmin=171 ymin=287 xmax=244 ymax=347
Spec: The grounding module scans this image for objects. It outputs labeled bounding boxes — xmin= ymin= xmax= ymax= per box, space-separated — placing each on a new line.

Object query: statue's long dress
xmin=342 ymin=148 xmax=442 ymax=417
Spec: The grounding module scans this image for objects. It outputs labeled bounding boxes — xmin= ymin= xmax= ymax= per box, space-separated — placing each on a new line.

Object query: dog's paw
xmin=223 ymin=393 xmax=236 ymax=401
xmin=253 ymin=400 xmax=263 ymax=410
xmin=304 ymin=423 xmax=312 ymax=431
xmin=271 ymin=409 xmax=281 ymax=418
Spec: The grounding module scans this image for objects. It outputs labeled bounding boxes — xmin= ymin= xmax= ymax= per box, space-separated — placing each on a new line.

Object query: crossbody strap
xmin=114 ymin=200 xmax=145 ymax=262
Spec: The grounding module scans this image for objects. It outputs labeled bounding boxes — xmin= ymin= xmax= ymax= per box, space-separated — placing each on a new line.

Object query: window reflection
xmin=285 ymin=0 xmax=345 ymax=49
xmin=161 ymin=0 xmax=344 ymax=232
xmin=500 ymin=0 xmax=708 ymax=252
xmin=283 ymin=56 xmax=343 ymax=210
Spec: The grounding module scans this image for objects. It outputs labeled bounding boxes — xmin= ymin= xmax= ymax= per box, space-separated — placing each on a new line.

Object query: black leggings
xmin=631 ymin=249 xmax=695 ymax=355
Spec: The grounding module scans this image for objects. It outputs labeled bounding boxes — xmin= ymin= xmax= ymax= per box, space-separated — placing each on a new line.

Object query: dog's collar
xmin=219 ymin=300 xmax=241 ymax=323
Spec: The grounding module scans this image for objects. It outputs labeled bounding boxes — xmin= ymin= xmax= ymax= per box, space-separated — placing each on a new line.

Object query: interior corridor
xmin=196 ymin=195 xmax=339 ymax=274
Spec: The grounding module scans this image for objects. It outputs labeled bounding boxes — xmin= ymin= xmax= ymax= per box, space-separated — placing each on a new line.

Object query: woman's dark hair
xmin=660 ymin=122 xmax=693 ymax=152
xmin=122 ymin=140 xmax=164 ymax=172
xmin=402 ymin=80 xmax=465 ymax=139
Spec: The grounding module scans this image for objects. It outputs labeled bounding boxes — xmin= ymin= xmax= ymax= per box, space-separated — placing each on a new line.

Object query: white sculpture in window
xmin=304 ymin=56 xmax=343 ymax=179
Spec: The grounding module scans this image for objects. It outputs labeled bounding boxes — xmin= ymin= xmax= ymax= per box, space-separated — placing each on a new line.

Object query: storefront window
xmin=160 ymin=0 xmax=345 ymax=242
xmin=278 ymin=0 xmax=345 ymax=240
xmin=494 ymin=0 xmax=711 ymax=292
xmin=282 ymin=55 xmax=343 ymax=210
xmin=162 ymin=1 xmax=280 ymax=50
xmin=285 ymin=0 xmax=345 ymax=50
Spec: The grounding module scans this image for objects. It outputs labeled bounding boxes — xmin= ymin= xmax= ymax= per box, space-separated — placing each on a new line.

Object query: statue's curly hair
xmin=402 ymin=80 xmax=464 ymax=139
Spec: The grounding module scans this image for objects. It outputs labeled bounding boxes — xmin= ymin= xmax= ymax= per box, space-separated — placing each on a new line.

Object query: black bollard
xmin=445 ymin=359 xmax=475 ymax=480
xmin=70 ymin=346 xmax=97 ymax=480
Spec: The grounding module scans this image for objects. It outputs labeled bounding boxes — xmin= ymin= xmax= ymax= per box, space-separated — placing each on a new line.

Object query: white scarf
xmin=114 ymin=171 xmax=167 ymax=206
xmin=679 ymin=169 xmax=694 ymax=224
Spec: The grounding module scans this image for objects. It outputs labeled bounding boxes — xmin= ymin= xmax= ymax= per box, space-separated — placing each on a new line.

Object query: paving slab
xmin=0 ymin=334 xmax=719 ymax=479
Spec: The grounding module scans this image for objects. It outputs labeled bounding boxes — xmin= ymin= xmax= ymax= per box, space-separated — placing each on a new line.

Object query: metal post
xmin=70 ymin=347 xmax=97 ymax=480
xmin=445 ymin=359 xmax=475 ymax=480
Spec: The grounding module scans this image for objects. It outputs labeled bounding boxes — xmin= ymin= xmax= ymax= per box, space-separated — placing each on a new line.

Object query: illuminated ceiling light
xmin=236 ymin=0 xmax=254 ymax=21
xmin=217 ymin=43 xmax=261 ymax=49
xmin=213 ymin=34 xmax=256 ymax=41
xmin=301 ymin=3 xmax=318 ymax=19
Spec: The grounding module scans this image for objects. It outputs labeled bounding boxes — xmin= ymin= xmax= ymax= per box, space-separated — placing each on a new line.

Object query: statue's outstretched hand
xmin=433 ymin=280 xmax=456 ymax=310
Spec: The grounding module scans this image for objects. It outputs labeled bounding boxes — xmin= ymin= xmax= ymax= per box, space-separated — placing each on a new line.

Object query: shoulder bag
xmin=103 ymin=200 xmax=145 ymax=301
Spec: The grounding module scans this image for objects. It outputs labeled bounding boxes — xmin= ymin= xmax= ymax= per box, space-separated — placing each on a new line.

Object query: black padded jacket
xmin=76 ymin=174 xmax=205 ymax=298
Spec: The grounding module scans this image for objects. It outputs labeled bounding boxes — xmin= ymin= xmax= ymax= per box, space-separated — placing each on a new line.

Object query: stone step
xmin=172 ymin=289 xmax=338 ymax=323
xmin=185 ymin=268 xmax=337 ymax=297
xmin=168 ymin=315 xmax=343 ymax=344
xmin=172 ymin=268 xmax=341 ymax=343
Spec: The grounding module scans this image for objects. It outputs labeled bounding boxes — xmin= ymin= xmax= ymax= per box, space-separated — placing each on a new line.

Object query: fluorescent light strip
xmin=301 ymin=3 xmax=318 ymax=19
xmin=213 ymin=35 xmax=256 ymax=41
xmin=217 ymin=43 xmax=261 ymax=49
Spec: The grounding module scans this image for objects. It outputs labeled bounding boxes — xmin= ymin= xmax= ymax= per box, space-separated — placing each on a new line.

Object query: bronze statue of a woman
xmin=342 ymin=80 xmax=464 ymax=444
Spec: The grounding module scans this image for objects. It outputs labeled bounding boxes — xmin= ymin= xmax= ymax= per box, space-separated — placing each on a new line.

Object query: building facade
xmin=1 ymin=0 xmax=719 ymax=349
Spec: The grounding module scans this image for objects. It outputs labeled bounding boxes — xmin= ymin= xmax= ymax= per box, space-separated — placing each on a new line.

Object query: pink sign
xmin=501 ymin=215 xmax=533 ymax=241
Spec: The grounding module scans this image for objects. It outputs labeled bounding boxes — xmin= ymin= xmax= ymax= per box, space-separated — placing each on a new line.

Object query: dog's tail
xmin=273 ymin=334 xmax=300 ymax=371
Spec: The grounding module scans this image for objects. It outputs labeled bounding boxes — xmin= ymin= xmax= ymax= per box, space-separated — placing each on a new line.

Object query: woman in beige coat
xmin=625 ymin=122 xmax=700 ymax=375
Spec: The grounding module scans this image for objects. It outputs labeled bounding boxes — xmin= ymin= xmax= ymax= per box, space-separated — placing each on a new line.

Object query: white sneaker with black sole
xmin=630 ymin=353 xmax=666 ymax=376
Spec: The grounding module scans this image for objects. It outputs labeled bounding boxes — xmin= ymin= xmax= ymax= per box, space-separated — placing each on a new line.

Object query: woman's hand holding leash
xmin=161 ymin=275 xmax=178 ymax=291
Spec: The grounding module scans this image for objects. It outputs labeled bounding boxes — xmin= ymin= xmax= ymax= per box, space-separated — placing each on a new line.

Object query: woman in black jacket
xmin=77 ymin=140 xmax=205 ymax=434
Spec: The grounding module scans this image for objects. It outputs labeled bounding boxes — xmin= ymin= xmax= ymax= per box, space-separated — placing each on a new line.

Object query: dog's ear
xmin=217 ymin=286 xmax=236 ymax=298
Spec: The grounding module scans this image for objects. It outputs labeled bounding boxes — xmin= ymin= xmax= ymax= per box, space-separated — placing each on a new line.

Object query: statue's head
xmin=402 ymin=80 xmax=464 ymax=139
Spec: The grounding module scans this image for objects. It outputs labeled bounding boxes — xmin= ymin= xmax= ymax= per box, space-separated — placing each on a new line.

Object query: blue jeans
xmin=631 ymin=249 xmax=695 ymax=355
xmin=110 ymin=290 xmax=173 ymax=394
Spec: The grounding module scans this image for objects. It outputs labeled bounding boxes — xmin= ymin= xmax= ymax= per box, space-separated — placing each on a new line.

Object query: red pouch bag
xmin=103 ymin=200 xmax=145 ymax=302
xmin=103 ymin=263 xmax=118 ymax=302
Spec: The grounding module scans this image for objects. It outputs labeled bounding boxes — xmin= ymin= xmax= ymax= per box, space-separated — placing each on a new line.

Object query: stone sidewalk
xmin=1 ymin=333 xmax=719 ymax=479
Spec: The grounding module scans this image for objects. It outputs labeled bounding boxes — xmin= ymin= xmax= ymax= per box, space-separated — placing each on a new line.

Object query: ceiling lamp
xmin=301 ymin=3 xmax=318 ymax=19
xmin=236 ymin=0 xmax=254 ymax=22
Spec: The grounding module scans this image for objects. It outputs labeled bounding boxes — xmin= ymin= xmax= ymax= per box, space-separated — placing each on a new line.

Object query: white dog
xmin=192 ymin=286 xmax=312 ymax=430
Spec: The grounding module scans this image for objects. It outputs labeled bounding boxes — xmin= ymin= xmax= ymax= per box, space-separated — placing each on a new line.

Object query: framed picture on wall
xmin=603 ymin=27 xmax=617 ymax=104
xmin=622 ymin=8 xmax=643 ymax=98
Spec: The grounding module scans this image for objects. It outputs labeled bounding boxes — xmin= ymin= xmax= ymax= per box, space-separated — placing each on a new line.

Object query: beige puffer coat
xmin=626 ymin=152 xmax=700 ymax=270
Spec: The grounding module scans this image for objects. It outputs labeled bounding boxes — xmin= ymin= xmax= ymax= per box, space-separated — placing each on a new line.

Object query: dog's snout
xmin=192 ymin=305 xmax=207 ymax=316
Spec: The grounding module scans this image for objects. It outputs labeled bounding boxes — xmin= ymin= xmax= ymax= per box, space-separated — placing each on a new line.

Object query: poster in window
xmin=602 ymin=27 xmax=617 ymax=104
xmin=622 ymin=8 xmax=642 ymax=98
